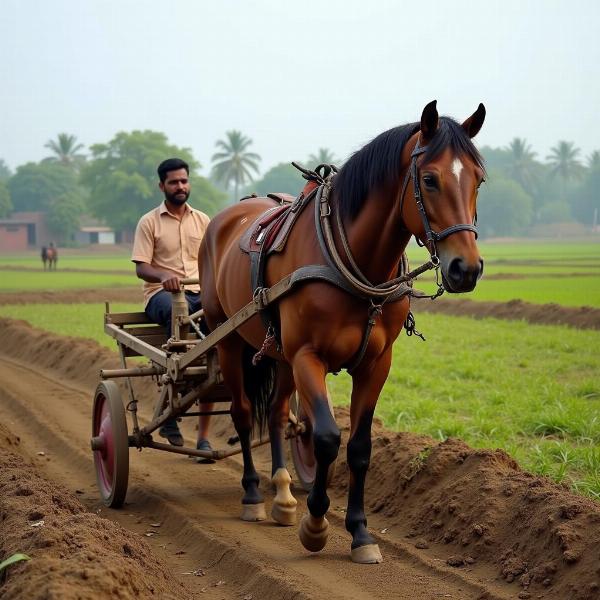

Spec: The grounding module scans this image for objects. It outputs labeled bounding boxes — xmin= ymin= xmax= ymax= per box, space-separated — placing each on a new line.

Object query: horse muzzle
xmin=441 ymin=256 xmax=484 ymax=293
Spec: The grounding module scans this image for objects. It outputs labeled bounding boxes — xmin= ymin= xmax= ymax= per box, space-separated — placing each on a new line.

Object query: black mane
xmin=334 ymin=117 xmax=486 ymax=221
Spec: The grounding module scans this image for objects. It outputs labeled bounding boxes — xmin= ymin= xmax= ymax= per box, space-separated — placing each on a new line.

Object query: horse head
xmin=401 ymin=100 xmax=486 ymax=293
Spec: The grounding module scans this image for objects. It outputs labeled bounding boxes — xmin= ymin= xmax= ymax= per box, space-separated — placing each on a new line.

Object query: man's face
xmin=160 ymin=168 xmax=190 ymax=206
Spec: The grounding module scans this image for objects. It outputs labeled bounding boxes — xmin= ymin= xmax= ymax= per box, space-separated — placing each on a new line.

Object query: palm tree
xmin=211 ymin=130 xmax=261 ymax=200
xmin=546 ymin=141 xmax=583 ymax=182
xmin=44 ymin=133 xmax=86 ymax=168
xmin=587 ymin=150 xmax=600 ymax=172
xmin=504 ymin=138 xmax=538 ymax=194
xmin=308 ymin=147 xmax=337 ymax=167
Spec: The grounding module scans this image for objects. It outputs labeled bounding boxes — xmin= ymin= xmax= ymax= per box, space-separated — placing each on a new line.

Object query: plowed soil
xmin=1 ymin=317 xmax=600 ymax=600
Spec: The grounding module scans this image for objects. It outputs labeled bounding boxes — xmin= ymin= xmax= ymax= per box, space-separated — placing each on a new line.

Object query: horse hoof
xmin=298 ymin=514 xmax=329 ymax=552
xmin=271 ymin=468 xmax=297 ymax=526
xmin=351 ymin=544 xmax=383 ymax=564
xmin=241 ymin=503 xmax=267 ymax=522
xmin=271 ymin=502 xmax=296 ymax=526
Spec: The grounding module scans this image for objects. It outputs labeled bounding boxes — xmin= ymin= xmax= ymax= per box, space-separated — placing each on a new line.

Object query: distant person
xmin=131 ymin=158 xmax=214 ymax=461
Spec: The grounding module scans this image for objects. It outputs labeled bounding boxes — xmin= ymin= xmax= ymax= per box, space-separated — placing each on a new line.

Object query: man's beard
xmin=164 ymin=190 xmax=189 ymax=206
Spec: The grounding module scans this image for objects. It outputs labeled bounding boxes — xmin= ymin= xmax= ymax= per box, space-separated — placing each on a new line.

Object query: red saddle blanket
xmin=239 ymin=182 xmax=318 ymax=255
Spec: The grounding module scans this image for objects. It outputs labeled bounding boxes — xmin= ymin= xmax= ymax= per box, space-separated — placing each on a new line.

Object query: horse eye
xmin=422 ymin=174 xmax=437 ymax=189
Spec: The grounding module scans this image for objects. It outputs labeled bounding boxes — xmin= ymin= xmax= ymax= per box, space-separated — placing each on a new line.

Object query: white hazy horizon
xmin=1 ymin=0 xmax=599 ymax=175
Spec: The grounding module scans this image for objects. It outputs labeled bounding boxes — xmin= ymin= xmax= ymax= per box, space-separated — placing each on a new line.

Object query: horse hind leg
xmin=268 ymin=363 xmax=297 ymax=526
xmin=220 ymin=338 xmax=267 ymax=521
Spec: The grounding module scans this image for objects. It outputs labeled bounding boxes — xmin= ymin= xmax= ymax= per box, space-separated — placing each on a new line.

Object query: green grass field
xmin=0 ymin=255 xmax=132 ymax=271
xmin=0 ymin=271 xmax=138 ymax=292
xmin=327 ymin=313 xmax=600 ymax=498
xmin=0 ymin=303 xmax=138 ymax=346
xmin=404 ymin=240 xmax=600 ymax=307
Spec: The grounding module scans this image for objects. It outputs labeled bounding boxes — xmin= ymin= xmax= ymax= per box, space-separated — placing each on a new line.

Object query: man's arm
xmin=134 ymin=262 xmax=181 ymax=292
xmin=132 ymin=216 xmax=182 ymax=292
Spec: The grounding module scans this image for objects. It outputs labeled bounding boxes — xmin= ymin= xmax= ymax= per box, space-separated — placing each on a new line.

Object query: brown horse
xmin=41 ymin=244 xmax=58 ymax=271
xmin=198 ymin=101 xmax=486 ymax=563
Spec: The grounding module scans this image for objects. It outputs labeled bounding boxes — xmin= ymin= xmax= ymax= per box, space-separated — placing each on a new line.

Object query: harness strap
xmin=345 ymin=302 xmax=383 ymax=374
xmin=315 ymin=183 xmax=413 ymax=300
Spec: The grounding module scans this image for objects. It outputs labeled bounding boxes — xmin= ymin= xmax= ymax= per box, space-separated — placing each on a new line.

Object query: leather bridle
xmin=399 ymin=142 xmax=478 ymax=262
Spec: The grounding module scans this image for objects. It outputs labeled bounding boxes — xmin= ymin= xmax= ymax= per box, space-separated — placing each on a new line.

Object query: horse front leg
xmin=293 ymin=350 xmax=340 ymax=552
xmin=218 ymin=337 xmax=266 ymax=522
xmin=345 ymin=352 xmax=392 ymax=564
xmin=268 ymin=362 xmax=297 ymax=526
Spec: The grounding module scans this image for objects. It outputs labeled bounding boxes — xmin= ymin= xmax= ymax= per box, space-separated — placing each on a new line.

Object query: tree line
xmin=0 ymin=130 xmax=597 ymax=243
xmin=0 ymin=130 xmax=337 ymax=244
xmin=477 ymin=139 xmax=599 ymax=236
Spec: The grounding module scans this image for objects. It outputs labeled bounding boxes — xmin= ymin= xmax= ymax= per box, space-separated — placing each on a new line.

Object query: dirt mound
xmin=413 ymin=296 xmax=600 ymax=330
xmin=0 ymin=288 xmax=141 ymax=306
xmin=0 ymin=426 xmax=186 ymax=600
xmin=331 ymin=424 xmax=600 ymax=599
xmin=2 ymin=316 xmax=600 ymax=599
xmin=3 ymin=289 xmax=599 ymax=332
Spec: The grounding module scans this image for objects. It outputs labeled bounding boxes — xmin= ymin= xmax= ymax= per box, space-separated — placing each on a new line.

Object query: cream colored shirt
xmin=131 ymin=201 xmax=210 ymax=307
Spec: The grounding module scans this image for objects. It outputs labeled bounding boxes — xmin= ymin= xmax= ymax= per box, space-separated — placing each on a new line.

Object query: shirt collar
xmin=159 ymin=201 xmax=193 ymax=217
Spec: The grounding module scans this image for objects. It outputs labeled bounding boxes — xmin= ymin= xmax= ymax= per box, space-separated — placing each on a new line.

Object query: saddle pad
xmin=239 ymin=205 xmax=288 ymax=254
xmin=239 ymin=184 xmax=319 ymax=255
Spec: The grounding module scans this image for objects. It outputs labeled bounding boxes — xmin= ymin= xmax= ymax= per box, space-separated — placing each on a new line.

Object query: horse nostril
xmin=447 ymin=258 xmax=464 ymax=285
xmin=447 ymin=257 xmax=482 ymax=291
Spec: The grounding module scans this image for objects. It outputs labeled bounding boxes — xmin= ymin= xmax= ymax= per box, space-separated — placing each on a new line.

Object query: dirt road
xmin=1 ymin=318 xmax=599 ymax=599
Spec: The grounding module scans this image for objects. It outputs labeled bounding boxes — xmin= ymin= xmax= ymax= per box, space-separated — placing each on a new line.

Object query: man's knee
xmin=146 ymin=291 xmax=172 ymax=328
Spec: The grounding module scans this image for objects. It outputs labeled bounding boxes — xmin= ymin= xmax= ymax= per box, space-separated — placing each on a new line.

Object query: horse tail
xmin=241 ymin=343 xmax=276 ymax=436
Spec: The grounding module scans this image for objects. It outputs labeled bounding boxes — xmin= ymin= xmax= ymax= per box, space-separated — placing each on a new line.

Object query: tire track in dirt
xmin=0 ymin=355 xmax=505 ymax=600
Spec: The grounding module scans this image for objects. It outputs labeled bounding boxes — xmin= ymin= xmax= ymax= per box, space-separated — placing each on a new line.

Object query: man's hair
xmin=157 ymin=158 xmax=189 ymax=183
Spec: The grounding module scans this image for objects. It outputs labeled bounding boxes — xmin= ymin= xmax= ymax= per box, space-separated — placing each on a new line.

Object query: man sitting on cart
xmin=131 ymin=157 xmax=214 ymax=461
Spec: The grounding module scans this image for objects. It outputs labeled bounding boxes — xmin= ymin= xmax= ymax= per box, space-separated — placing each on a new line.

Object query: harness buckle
xmin=252 ymin=287 xmax=269 ymax=309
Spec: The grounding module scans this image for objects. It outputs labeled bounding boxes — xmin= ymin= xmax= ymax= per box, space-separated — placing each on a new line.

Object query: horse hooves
xmin=241 ymin=502 xmax=267 ymax=522
xmin=351 ymin=544 xmax=383 ymax=564
xmin=298 ymin=514 xmax=329 ymax=552
xmin=271 ymin=502 xmax=296 ymax=526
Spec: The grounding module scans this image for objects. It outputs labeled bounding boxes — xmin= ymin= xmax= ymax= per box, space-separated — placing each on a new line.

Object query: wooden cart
xmin=91 ymin=279 xmax=320 ymax=508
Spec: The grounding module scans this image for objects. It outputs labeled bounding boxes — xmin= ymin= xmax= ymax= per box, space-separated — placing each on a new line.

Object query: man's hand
xmin=135 ymin=262 xmax=181 ymax=291
xmin=160 ymin=274 xmax=181 ymax=292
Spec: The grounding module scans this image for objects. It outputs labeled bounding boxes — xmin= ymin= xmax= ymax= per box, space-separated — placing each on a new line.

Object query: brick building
xmin=0 ymin=212 xmax=52 ymax=252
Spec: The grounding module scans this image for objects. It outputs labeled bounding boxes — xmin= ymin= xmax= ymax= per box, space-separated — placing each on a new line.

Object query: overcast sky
xmin=1 ymin=0 xmax=599 ymax=176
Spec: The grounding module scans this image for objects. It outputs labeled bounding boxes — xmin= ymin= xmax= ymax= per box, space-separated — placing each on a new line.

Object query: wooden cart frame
xmin=91 ymin=279 xmax=318 ymax=508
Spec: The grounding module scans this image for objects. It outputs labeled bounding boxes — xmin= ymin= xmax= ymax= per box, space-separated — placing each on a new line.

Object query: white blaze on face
xmin=451 ymin=157 xmax=464 ymax=184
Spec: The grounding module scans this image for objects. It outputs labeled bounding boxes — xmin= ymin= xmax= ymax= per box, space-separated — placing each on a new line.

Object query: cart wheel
xmin=289 ymin=391 xmax=336 ymax=492
xmin=91 ymin=380 xmax=129 ymax=508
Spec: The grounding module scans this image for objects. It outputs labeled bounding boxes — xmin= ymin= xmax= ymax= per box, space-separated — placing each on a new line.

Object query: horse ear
xmin=420 ymin=100 xmax=439 ymax=143
xmin=462 ymin=103 xmax=486 ymax=138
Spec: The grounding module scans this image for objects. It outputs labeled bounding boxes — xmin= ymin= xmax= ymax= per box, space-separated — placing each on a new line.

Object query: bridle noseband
xmin=400 ymin=142 xmax=478 ymax=262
